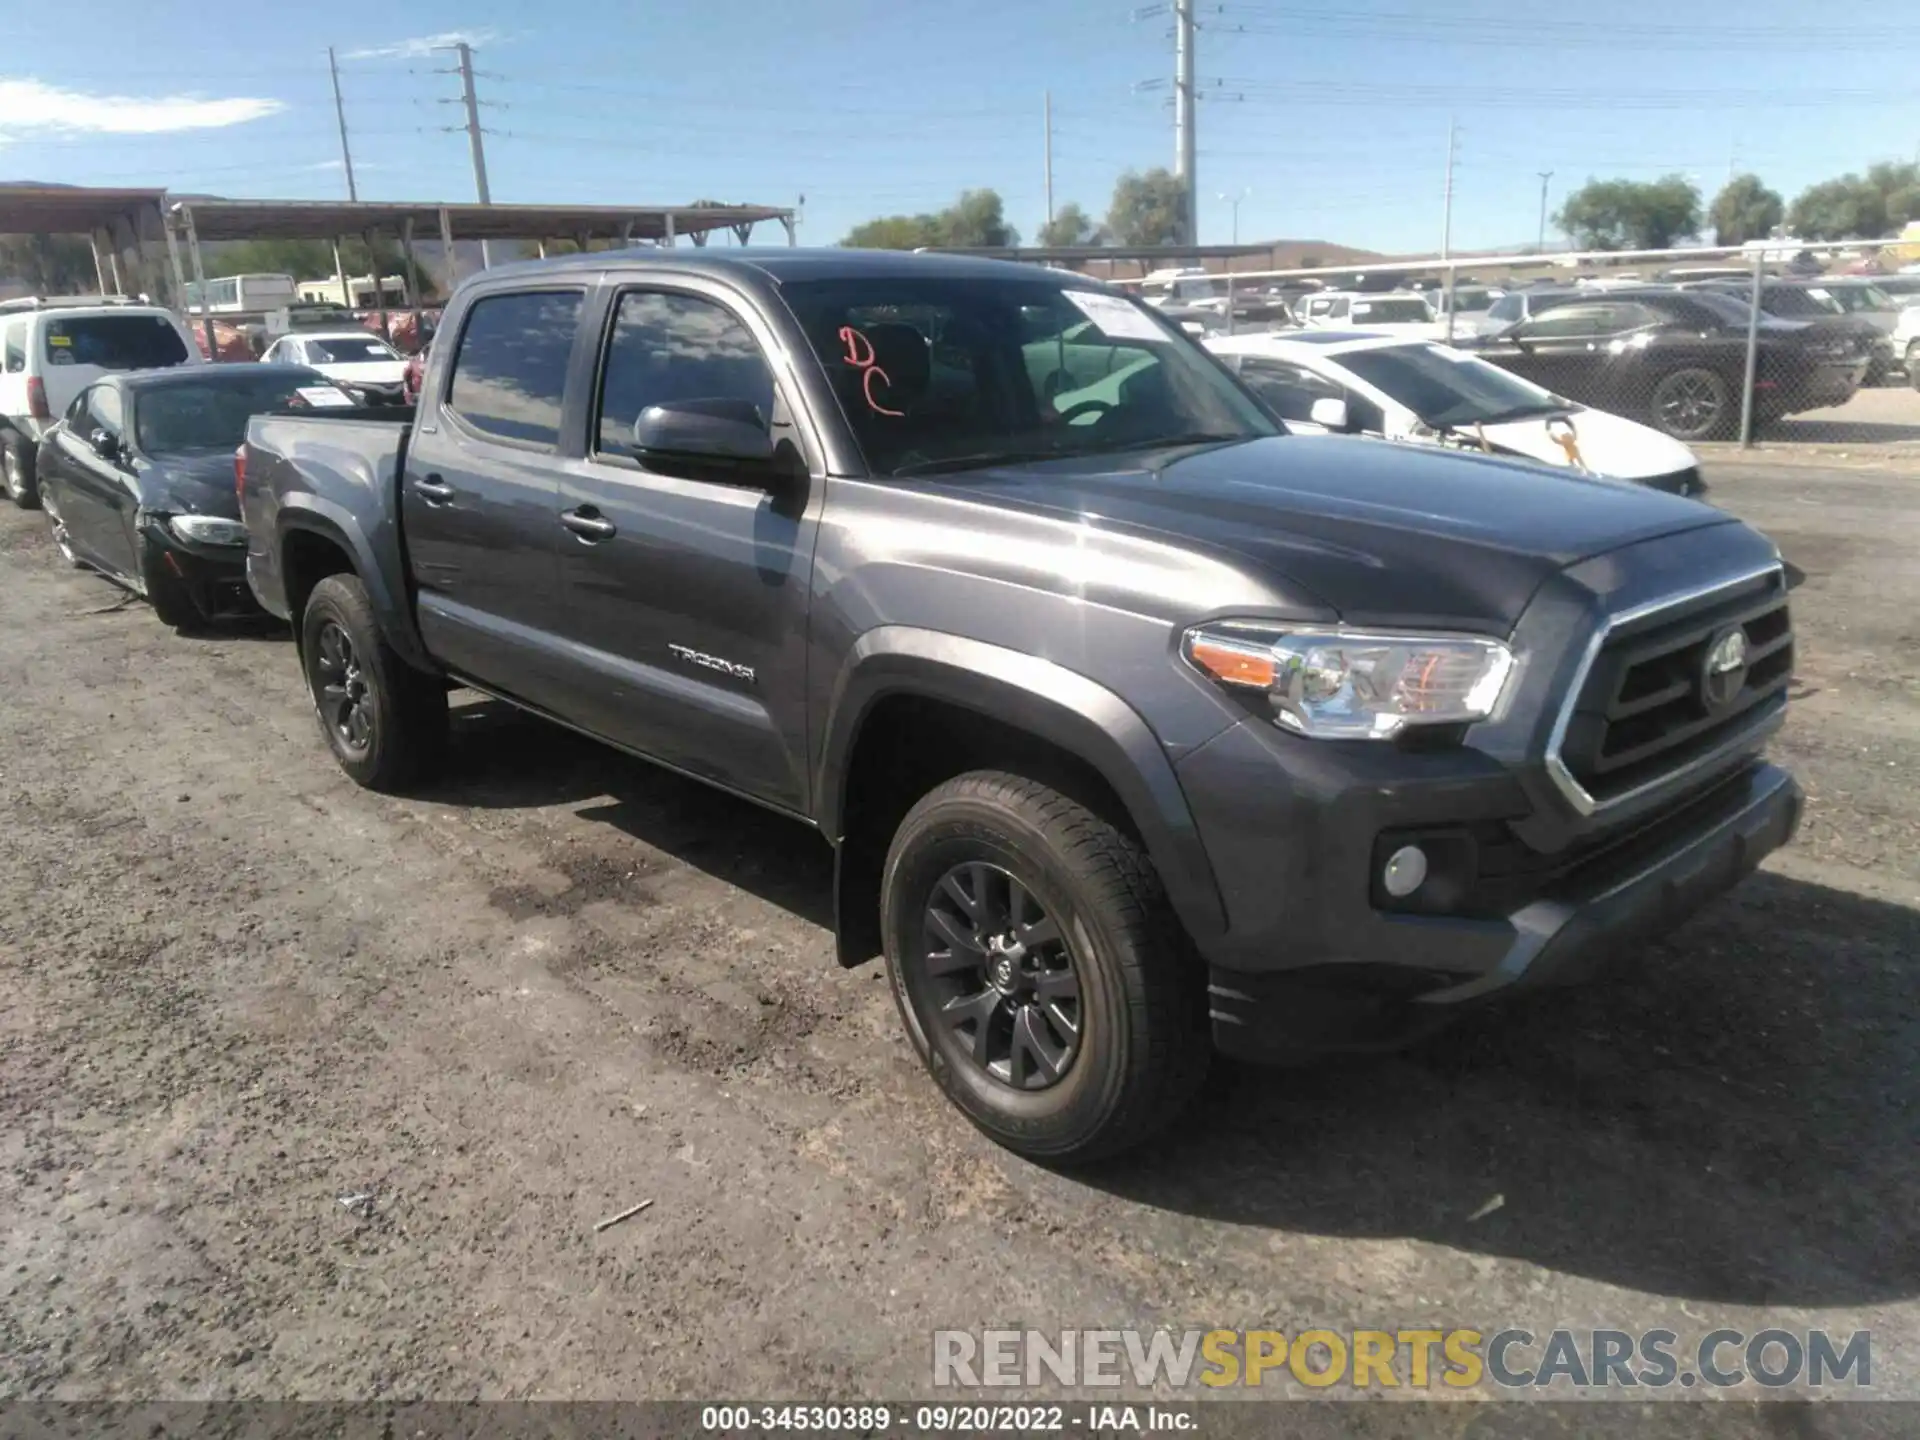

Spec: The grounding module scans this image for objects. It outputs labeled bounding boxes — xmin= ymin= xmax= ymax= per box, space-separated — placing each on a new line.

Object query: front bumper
xmin=1200 ymin=759 xmax=1800 ymax=1062
xmin=143 ymin=520 xmax=259 ymax=620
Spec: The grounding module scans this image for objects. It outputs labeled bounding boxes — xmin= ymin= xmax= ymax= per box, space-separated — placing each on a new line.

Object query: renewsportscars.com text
xmin=932 ymin=1327 xmax=1872 ymax=1392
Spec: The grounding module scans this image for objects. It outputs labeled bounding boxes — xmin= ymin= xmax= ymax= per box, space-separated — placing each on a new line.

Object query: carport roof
xmin=0 ymin=184 xmax=169 ymax=235
xmin=163 ymin=197 xmax=793 ymax=242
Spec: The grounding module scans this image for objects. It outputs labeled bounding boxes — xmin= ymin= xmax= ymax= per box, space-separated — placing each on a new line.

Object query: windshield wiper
xmin=890 ymin=448 xmax=1071 ymax=477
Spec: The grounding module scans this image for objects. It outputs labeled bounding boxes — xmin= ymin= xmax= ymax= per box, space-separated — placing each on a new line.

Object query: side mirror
xmin=88 ymin=428 xmax=121 ymax=461
xmin=633 ymin=397 xmax=774 ymax=468
xmin=1308 ymin=397 xmax=1352 ymax=432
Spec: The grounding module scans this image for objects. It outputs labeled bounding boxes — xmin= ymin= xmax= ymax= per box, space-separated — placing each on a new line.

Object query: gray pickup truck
xmin=240 ymin=249 xmax=1801 ymax=1162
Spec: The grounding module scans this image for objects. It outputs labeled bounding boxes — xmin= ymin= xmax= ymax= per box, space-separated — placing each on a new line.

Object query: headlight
xmin=1183 ymin=624 xmax=1515 ymax=739
xmin=168 ymin=514 xmax=248 ymax=546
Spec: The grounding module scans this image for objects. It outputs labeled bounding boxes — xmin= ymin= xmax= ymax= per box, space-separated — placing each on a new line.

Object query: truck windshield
xmin=779 ymin=277 xmax=1277 ymax=476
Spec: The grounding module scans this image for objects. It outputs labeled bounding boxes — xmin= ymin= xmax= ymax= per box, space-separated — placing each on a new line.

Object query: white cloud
xmin=0 ymin=78 xmax=285 ymax=136
xmin=344 ymin=29 xmax=503 ymax=60
xmin=305 ymin=159 xmax=386 ymax=172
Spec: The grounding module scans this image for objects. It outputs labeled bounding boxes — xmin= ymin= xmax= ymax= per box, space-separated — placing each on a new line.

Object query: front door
xmin=57 ymin=384 xmax=139 ymax=576
xmin=402 ymin=287 xmax=588 ymax=699
xmin=551 ymin=283 xmax=823 ymax=813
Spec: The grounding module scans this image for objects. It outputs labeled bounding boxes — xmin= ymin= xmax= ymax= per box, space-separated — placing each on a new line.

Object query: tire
xmin=881 ymin=770 xmax=1209 ymax=1164
xmin=1648 ymin=367 xmax=1735 ymax=441
xmin=299 ymin=573 xmax=447 ymax=791
xmin=138 ymin=537 xmax=202 ymax=629
xmin=3 ymin=436 xmax=40 ymax=510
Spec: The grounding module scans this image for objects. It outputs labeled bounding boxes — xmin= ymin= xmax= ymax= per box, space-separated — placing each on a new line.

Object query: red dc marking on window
xmin=837 ymin=325 xmax=903 ymax=417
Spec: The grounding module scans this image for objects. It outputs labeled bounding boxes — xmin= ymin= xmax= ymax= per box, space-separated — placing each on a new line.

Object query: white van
xmin=0 ymin=300 xmax=201 ymax=507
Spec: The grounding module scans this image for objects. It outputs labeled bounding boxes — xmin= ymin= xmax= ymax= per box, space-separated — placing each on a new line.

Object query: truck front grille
xmin=1552 ymin=567 xmax=1792 ymax=810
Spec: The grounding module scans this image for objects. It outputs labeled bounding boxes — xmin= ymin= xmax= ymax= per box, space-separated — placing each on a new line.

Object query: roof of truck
xmin=475 ymin=247 xmax=1110 ymax=287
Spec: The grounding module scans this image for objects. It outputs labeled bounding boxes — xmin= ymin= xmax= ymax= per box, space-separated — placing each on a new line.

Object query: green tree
xmin=842 ymin=189 xmax=1017 ymax=249
xmin=1037 ymin=202 xmax=1103 ymax=247
xmin=1554 ymin=174 xmax=1701 ymax=251
xmin=1106 ymin=168 xmax=1186 ymax=246
xmin=1708 ymin=174 xmax=1784 ymax=246
xmin=1789 ymin=162 xmax=1920 ymax=239
xmin=0 ymin=233 xmax=99 ymax=293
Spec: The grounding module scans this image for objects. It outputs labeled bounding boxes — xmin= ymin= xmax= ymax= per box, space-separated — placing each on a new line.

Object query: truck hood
xmin=911 ymin=435 xmax=1736 ymax=631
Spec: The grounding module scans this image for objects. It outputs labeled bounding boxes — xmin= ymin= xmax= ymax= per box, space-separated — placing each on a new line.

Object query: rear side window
xmin=1487 ymin=295 xmax=1523 ymax=323
xmin=595 ymin=291 xmax=776 ymax=457
xmin=2 ymin=322 xmax=23 ymax=372
xmin=446 ymin=290 xmax=584 ymax=448
xmin=42 ymin=314 xmax=189 ymax=370
xmin=85 ymin=386 xmax=124 ymax=436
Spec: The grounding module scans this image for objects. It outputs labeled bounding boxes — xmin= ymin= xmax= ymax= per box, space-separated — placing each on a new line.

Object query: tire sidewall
xmin=4 ymin=438 xmax=38 ymax=507
xmin=300 ymin=579 xmax=389 ymax=786
xmin=138 ymin=537 xmax=199 ymax=629
xmin=882 ymin=797 xmax=1134 ymax=1157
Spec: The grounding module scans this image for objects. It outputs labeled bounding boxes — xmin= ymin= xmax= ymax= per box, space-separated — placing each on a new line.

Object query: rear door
xmin=403 ymin=286 xmax=589 ymax=699
xmin=548 ymin=280 xmax=824 ymax=812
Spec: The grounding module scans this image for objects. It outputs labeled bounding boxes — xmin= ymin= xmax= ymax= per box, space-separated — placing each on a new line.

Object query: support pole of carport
xmin=663 ymin=212 xmax=675 ymax=249
xmin=181 ymin=206 xmax=218 ymax=361
xmin=106 ymin=241 xmax=125 ymax=297
xmin=618 ymin=220 xmax=634 ymax=250
xmin=88 ymin=232 xmax=109 ymax=294
xmin=536 ymin=238 xmax=547 ymax=259
xmin=577 ymin=230 xmax=591 ymax=256
xmin=401 ymin=218 xmax=424 ymax=349
xmin=331 ymin=238 xmax=349 ymax=306
xmin=438 ymin=208 xmax=456 ymax=292
xmin=365 ymin=230 xmax=390 ymax=341
xmin=780 ymin=214 xmax=797 ymax=246
xmin=162 ymin=211 xmax=190 ymax=320
xmin=732 ymin=221 xmax=754 ymax=247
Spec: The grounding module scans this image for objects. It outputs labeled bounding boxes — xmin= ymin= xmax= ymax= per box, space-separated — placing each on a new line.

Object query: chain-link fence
xmin=1100 ymin=240 xmax=1920 ymax=454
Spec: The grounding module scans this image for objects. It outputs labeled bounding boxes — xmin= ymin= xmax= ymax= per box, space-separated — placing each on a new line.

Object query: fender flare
xmin=817 ymin=625 xmax=1227 ymax=943
xmin=275 ymin=495 xmax=436 ymax=673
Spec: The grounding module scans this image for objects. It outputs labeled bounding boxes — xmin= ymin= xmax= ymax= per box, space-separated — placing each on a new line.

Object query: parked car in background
xmin=1294 ymin=291 xmax=1444 ymax=340
xmin=35 ymin=364 xmax=341 ymax=627
xmin=1681 ymin=278 xmax=1896 ymax=384
xmin=1423 ymin=284 xmax=1503 ymax=337
xmin=1894 ymin=303 xmax=1920 ymax=389
xmin=403 ymin=337 xmax=432 ymax=404
xmin=1480 ymin=287 xmax=1577 ymax=333
xmin=1795 ymin=277 xmax=1904 ymax=334
xmin=0 ymin=298 xmax=201 ymax=507
xmin=261 ymin=330 xmax=409 ymax=405
xmin=1460 ymin=287 xmax=1866 ymax=440
xmin=1206 ymin=330 xmax=1705 ymax=495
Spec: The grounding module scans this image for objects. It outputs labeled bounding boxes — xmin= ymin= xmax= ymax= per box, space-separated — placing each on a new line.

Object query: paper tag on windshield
xmin=294 ymin=385 xmax=355 ymax=408
xmin=1063 ymin=290 xmax=1169 ymax=342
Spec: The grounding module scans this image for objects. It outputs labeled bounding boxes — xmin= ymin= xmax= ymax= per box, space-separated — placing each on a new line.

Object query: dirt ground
xmin=1 ymin=455 xmax=1916 ymax=1423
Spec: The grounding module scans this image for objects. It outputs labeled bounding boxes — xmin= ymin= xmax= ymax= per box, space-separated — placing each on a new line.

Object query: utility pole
xmin=1174 ymin=0 xmax=1197 ymax=246
xmin=1441 ymin=117 xmax=1458 ymax=343
xmin=1219 ymin=189 xmax=1249 ymax=245
xmin=448 ymin=40 xmax=494 ymax=268
xmin=1043 ymin=91 xmax=1054 ymax=238
xmin=327 ymin=47 xmax=359 ymax=202
xmin=1536 ymin=170 xmax=1553 ymax=254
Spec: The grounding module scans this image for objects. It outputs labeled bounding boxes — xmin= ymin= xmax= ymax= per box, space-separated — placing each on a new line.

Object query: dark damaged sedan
xmin=35 ymin=365 xmax=342 ymax=628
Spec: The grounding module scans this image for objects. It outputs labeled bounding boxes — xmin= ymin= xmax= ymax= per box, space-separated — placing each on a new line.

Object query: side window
xmin=445 ymin=290 xmax=585 ymax=449
xmin=1515 ymin=305 xmax=1615 ymax=340
xmin=1487 ymin=295 xmax=1523 ymax=324
xmin=1237 ymin=359 xmax=1344 ymax=424
xmin=86 ymin=386 xmax=123 ymax=436
xmin=2 ymin=322 xmax=23 ymax=373
xmin=594 ymin=290 xmax=777 ymax=458
xmin=1328 ymin=298 xmax=1351 ymax=320
xmin=65 ymin=393 xmax=90 ymax=424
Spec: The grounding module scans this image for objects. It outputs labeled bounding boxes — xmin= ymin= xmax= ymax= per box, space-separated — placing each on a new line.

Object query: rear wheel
xmin=299 ymin=573 xmax=447 ymax=791
xmin=2 ymin=437 xmax=39 ymax=509
xmin=881 ymin=770 xmax=1209 ymax=1163
xmin=1649 ymin=367 xmax=1734 ymax=441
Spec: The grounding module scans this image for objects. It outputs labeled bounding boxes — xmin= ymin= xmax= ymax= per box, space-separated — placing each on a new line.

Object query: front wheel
xmin=3 ymin=437 xmax=40 ymax=510
xmin=300 ymin=573 xmax=447 ymax=791
xmin=138 ymin=537 xmax=202 ymax=629
xmin=881 ymin=770 xmax=1209 ymax=1163
xmin=1649 ymin=367 xmax=1735 ymax=441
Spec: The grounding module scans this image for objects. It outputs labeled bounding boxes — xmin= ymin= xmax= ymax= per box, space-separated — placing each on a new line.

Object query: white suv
xmin=0 ymin=299 xmax=201 ymax=507
xmin=1895 ymin=302 xmax=1920 ymax=389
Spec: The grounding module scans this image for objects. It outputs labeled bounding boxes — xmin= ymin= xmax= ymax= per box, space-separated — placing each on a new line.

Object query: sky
xmin=1 ymin=0 xmax=1916 ymax=255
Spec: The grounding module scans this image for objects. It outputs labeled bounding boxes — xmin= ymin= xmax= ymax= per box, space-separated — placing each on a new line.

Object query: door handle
xmin=413 ymin=475 xmax=454 ymax=503
xmin=561 ymin=506 xmax=617 ymax=540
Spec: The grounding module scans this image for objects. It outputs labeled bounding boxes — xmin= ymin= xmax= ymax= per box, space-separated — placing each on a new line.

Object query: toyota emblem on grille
xmin=1701 ymin=626 xmax=1750 ymax=711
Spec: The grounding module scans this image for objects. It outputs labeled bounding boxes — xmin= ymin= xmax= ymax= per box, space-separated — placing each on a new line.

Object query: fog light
xmin=1382 ymin=845 xmax=1428 ymax=898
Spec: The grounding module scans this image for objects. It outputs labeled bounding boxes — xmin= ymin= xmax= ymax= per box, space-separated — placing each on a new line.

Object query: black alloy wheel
xmin=921 ymin=860 xmax=1082 ymax=1091
xmin=310 ymin=619 xmax=374 ymax=760
xmin=1649 ymin=367 xmax=1732 ymax=441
